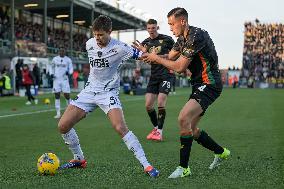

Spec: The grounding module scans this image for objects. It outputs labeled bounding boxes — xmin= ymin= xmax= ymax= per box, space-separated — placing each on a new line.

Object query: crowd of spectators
xmin=0 ymin=7 xmax=9 ymax=40
xmin=242 ymin=20 xmax=284 ymax=85
xmin=0 ymin=6 xmax=88 ymax=52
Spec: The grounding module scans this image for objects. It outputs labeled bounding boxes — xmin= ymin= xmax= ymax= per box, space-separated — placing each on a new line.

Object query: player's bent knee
xmin=113 ymin=123 xmax=128 ymax=136
xmin=192 ymin=128 xmax=201 ymax=139
xmin=145 ymin=105 xmax=154 ymax=112
xmin=58 ymin=120 xmax=71 ymax=134
xmin=178 ymin=115 xmax=188 ymax=126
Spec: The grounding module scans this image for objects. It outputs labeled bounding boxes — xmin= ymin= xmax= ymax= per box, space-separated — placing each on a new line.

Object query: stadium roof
xmin=0 ymin=0 xmax=147 ymax=31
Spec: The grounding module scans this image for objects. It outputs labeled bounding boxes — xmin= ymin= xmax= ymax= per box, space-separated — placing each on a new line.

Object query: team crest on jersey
xmin=183 ymin=48 xmax=194 ymax=57
xmin=97 ymin=51 xmax=103 ymax=57
xmin=149 ymin=46 xmax=161 ymax=54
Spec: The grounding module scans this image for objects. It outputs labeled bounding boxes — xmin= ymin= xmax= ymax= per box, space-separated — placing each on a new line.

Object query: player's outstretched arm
xmin=168 ymin=50 xmax=181 ymax=60
xmin=132 ymin=40 xmax=147 ymax=53
xmin=142 ymin=52 xmax=191 ymax=73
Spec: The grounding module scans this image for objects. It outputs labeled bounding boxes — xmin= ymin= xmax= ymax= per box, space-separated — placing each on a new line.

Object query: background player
xmin=138 ymin=19 xmax=175 ymax=141
xmin=136 ymin=7 xmax=230 ymax=178
xmin=58 ymin=15 xmax=159 ymax=177
xmin=50 ymin=48 xmax=73 ymax=119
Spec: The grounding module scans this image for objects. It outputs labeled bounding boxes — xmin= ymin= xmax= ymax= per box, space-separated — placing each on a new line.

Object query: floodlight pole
xmin=10 ymin=0 xmax=15 ymax=56
xmin=70 ymin=0 xmax=74 ymax=58
xmin=91 ymin=8 xmax=94 ymax=26
xmin=43 ymin=0 xmax=47 ymax=45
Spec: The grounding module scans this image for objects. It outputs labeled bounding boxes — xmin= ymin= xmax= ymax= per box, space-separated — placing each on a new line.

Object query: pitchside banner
xmin=220 ymin=69 xmax=241 ymax=86
xmin=15 ymin=40 xmax=47 ymax=57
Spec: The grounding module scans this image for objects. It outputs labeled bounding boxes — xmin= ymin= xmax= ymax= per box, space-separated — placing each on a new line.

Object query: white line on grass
xmin=0 ymin=91 xmax=186 ymax=119
xmin=0 ymin=97 xmax=146 ymax=119
xmin=0 ymin=109 xmax=55 ymax=118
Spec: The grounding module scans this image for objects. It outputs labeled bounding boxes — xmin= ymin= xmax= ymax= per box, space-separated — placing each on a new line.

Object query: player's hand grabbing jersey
xmin=173 ymin=26 xmax=221 ymax=86
xmin=50 ymin=56 xmax=73 ymax=80
xmin=85 ymin=38 xmax=142 ymax=93
xmin=142 ymin=34 xmax=174 ymax=77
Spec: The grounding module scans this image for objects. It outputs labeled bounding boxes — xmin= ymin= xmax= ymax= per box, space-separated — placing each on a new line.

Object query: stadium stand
xmin=0 ymin=0 xmax=149 ymax=95
xmin=241 ymin=20 xmax=284 ymax=88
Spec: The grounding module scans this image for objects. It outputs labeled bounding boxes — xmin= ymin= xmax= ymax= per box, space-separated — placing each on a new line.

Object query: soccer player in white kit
xmin=50 ymin=48 xmax=73 ymax=118
xmin=58 ymin=15 xmax=159 ymax=177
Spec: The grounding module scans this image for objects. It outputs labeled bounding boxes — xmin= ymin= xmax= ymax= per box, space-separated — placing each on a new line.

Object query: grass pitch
xmin=0 ymin=88 xmax=284 ymax=188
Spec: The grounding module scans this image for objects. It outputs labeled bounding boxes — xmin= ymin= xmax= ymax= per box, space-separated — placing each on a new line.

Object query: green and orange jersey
xmin=172 ymin=26 xmax=222 ymax=86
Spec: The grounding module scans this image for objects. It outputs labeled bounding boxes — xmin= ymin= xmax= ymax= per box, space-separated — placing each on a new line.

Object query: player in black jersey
xmin=136 ymin=8 xmax=230 ymax=178
xmin=138 ymin=19 xmax=175 ymax=141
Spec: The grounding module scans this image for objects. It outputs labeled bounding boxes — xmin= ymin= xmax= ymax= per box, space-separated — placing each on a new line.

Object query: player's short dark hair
xmin=147 ymin=19 xmax=157 ymax=25
xmin=167 ymin=7 xmax=188 ymax=20
xmin=92 ymin=15 xmax=112 ymax=32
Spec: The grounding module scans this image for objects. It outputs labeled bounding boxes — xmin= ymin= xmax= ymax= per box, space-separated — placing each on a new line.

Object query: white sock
xmin=122 ymin=131 xmax=150 ymax=170
xmin=157 ymin=129 xmax=163 ymax=135
xmin=66 ymin=99 xmax=71 ymax=106
xmin=61 ymin=128 xmax=84 ymax=160
xmin=55 ymin=99 xmax=61 ymax=115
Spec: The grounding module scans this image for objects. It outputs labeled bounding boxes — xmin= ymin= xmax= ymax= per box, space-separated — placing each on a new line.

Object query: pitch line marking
xmin=0 ymin=92 xmax=185 ymax=119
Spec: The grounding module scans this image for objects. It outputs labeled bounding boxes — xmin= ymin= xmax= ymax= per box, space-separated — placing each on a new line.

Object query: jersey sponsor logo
xmin=159 ymin=40 xmax=163 ymax=44
xmin=88 ymin=46 xmax=94 ymax=51
xmin=56 ymin=64 xmax=67 ymax=68
xmin=89 ymin=57 xmax=110 ymax=68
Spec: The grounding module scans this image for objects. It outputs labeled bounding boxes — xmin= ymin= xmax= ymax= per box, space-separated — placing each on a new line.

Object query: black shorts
xmin=146 ymin=76 xmax=173 ymax=94
xmin=189 ymin=84 xmax=222 ymax=116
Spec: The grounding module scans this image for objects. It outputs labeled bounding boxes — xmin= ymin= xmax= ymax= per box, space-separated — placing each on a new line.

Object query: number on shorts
xmin=110 ymin=96 xmax=117 ymax=105
xmin=162 ymin=81 xmax=171 ymax=89
xmin=198 ymin=85 xmax=206 ymax=92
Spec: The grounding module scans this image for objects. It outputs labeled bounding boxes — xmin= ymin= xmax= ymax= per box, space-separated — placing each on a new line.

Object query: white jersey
xmin=50 ymin=55 xmax=73 ymax=80
xmin=85 ymin=37 xmax=142 ymax=93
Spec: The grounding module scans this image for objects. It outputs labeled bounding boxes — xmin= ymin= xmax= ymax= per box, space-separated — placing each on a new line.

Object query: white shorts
xmin=53 ymin=79 xmax=70 ymax=93
xmin=70 ymin=89 xmax=122 ymax=114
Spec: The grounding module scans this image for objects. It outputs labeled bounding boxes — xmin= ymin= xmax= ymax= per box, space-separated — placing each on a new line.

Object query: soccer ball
xmin=37 ymin=153 xmax=60 ymax=175
xmin=44 ymin=98 xmax=51 ymax=105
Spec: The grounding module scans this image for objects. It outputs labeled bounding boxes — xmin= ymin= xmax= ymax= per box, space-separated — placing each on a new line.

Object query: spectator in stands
xmin=242 ymin=21 xmax=284 ymax=85
xmin=21 ymin=64 xmax=38 ymax=105
xmin=72 ymin=69 xmax=79 ymax=89
xmin=233 ymin=75 xmax=239 ymax=88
